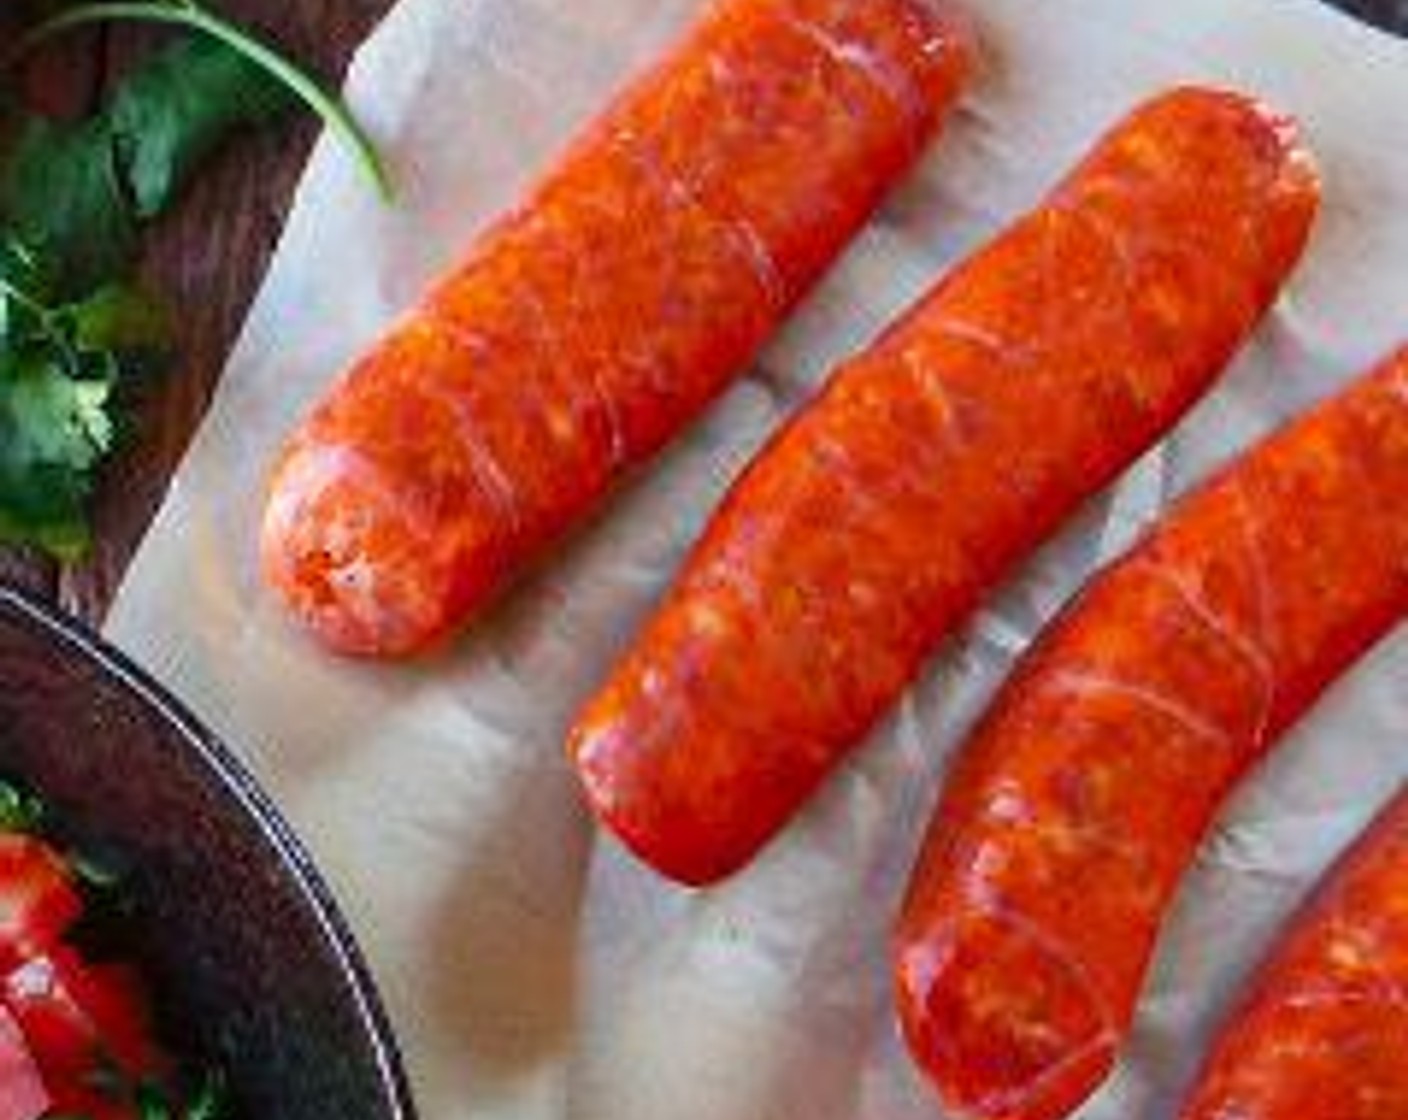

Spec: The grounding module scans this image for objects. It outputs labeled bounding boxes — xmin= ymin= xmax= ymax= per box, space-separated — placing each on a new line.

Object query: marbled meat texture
xmin=897 ymin=349 xmax=1408 ymax=1120
xmin=260 ymin=0 xmax=972 ymax=655
xmin=569 ymin=87 xmax=1319 ymax=887
xmin=1180 ymin=783 xmax=1408 ymax=1120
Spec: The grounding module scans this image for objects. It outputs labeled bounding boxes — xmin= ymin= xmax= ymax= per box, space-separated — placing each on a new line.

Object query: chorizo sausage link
xmin=569 ymin=87 xmax=1319 ymax=886
xmin=260 ymin=0 xmax=972 ymax=655
xmin=896 ymin=349 xmax=1408 ymax=1120
xmin=1179 ymin=783 xmax=1408 ymax=1120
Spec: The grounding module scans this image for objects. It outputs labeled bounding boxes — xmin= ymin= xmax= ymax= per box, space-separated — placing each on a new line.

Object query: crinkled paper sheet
xmin=107 ymin=0 xmax=1408 ymax=1116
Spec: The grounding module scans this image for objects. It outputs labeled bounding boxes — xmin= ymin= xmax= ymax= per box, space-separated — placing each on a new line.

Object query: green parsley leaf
xmin=133 ymin=1071 xmax=230 ymax=1120
xmin=0 ymin=2 xmax=389 ymax=558
xmin=8 ymin=0 xmax=393 ymax=201
xmin=0 ymin=115 xmax=137 ymax=296
xmin=0 ymin=237 xmax=164 ymax=558
xmin=63 ymin=283 xmax=170 ymax=353
xmin=0 ymin=351 xmax=114 ymax=559
xmin=0 ymin=778 xmax=46 ymax=833
xmin=1 ymin=34 xmax=302 ymax=294
xmin=135 ymin=1081 xmax=174 ymax=1120
xmin=108 ymin=36 xmax=296 ymax=219
xmin=183 ymin=1070 xmax=229 ymax=1120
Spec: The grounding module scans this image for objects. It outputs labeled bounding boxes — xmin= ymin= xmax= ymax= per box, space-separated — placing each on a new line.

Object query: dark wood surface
xmin=0 ymin=0 xmax=1403 ymax=626
xmin=0 ymin=1 xmax=392 ymax=621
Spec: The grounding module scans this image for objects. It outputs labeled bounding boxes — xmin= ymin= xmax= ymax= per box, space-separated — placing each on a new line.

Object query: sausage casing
xmin=896 ymin=350 xmax=1408 ymax=1120
xmin=260 ymin=0 xmax=971 ymax=655
xmin=1179 ymin=784 xmax=1408 ymax=1120
xmin=569 ymin=87 xmax=1319 ymax=886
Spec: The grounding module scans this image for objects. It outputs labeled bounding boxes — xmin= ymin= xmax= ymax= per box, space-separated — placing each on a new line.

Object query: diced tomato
xmin=3 ymin=947 xmax=165 ymax=1085
xmin=0 ymin=1005 xmax=48 ymax=1120
xmin=0 ymin=836 xmax=80 ymax=973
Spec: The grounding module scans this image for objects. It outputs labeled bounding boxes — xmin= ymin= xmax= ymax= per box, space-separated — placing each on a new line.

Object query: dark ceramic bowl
xmin=0 ymin=586 xmax=416 ymax=1120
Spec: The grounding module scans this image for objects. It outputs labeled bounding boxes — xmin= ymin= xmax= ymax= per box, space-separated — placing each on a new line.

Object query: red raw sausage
xmin=568 ymin=88 xmax=1319 ymax=886
xmin=260 ymin=0 xmax=972 ymax=656
xmin=1179 ymin=783 xmax=1408 ymax=1120
xmin=895 ymin=349 xmax=1408 ymax=1120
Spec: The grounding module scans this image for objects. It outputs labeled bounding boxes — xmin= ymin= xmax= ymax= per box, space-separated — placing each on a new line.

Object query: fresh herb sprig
xmin=0 ymin=235 xmax=166 ymax=558
xmin=45 ymin=1064 xmax=229 ymax=1120
xmin=5 ymin=0 xmax=391 ymax=201
xmin=0 ymin=772 xmax=46 ymax=832
xmin=0 ymin=1 xmax=389 ymax=559
xmin=133 ymin=1068 xmax=229 ymax=1120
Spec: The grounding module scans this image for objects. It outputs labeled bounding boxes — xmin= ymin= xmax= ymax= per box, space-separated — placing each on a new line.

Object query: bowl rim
xmin=0 ymin=584 xmax=419 ymax=1120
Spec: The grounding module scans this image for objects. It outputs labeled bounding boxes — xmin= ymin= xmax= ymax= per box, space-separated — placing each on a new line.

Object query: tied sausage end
xmin=569 ymin=689 xmax=819 ymax=885
xmin=259 ymin=0 xmax=973 ymax=657
xmin=260 ymin=437 xmax=498 ymax=657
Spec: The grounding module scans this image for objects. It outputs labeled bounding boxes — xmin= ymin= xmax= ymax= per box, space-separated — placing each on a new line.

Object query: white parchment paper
xmin=106 ymin=0 xmax=1408 ymax=1116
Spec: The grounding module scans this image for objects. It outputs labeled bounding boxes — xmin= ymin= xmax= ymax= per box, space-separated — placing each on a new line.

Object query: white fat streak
xmin=928 ymin=313 xmax=1013 ymax=361
xmin=967 ymin=1032 xmax=1120 ymax=1119
xmin=779 ymin=12 xmax=931 ymax=133
xmin=979 ymin=797 xmax=1161 ymax=888
xmin=1140 ymin=557 xmax=1277 ymax=747
xmin=901 ymin=346 xmax=970 ymax=451
xmin=1042 ymin=666 xmax=1236 ymax=749
xmin=1280 ymin=985 xmax=1408 ymax=1015
xmin=1054 ymin=190 xmax=1143 ymax=280
xmin=415 ymin=317 xmax=529 ymax=538
xmin=938 ymin=896 xmax=1120 ymax=1120
xmin=615 ymin=126 xmax=788 ymax=310
xmin=1229 ymin=476 xmax=1281 ymax=672
xmin=518 ymin=277 xmax=630 ymax=468
xmin=1044 ymin=198 xmax=1167 ymax=409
